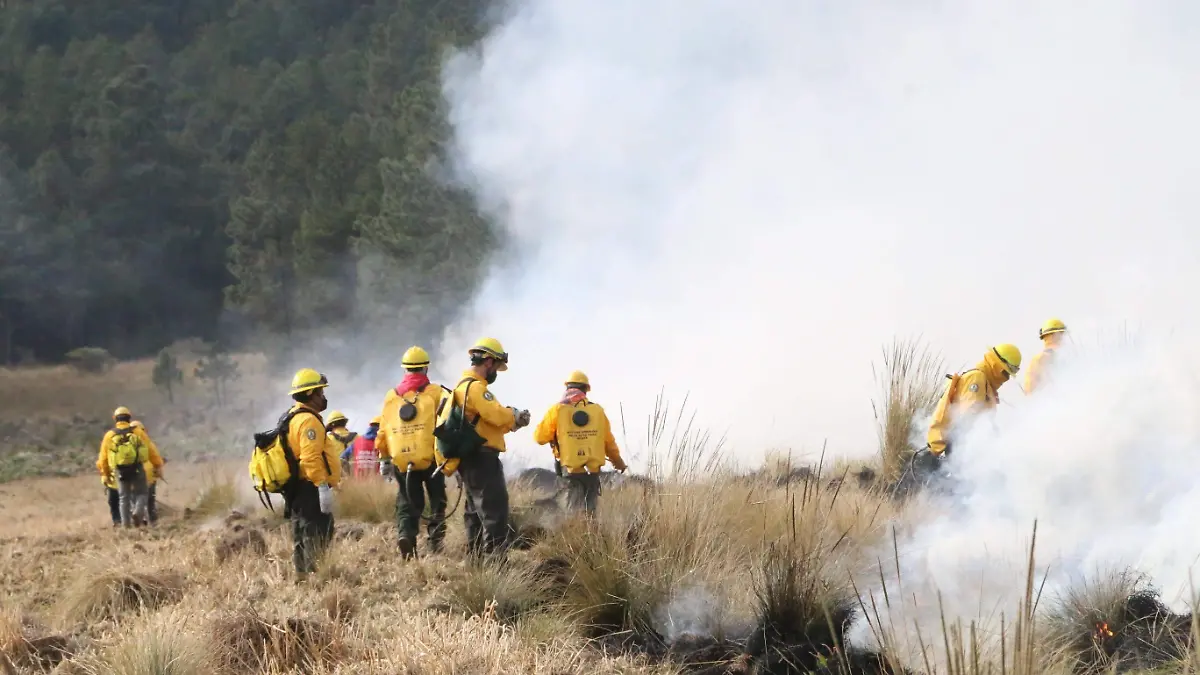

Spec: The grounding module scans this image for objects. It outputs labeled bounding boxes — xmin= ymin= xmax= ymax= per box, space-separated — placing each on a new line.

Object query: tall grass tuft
xmin=57 ymin=567 xmax=185 ymax=625
xmin=871 ymin=337 xmax=944 ymax=484
xmin=80 ymin=625 xmax=211 ymax=675
xmin=333 ymin=475 xmax=394 ymax=524
xmin=444 ymin=560 xmax=554 ymax=624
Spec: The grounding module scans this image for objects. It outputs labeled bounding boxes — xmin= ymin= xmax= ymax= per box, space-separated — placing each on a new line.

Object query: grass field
xmin=2 ymin=352 xmax=1198 ymax=674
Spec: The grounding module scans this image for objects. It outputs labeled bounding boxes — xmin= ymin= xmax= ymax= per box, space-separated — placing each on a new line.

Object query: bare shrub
xmin=63 ymin=348 xmax=115 ymax=375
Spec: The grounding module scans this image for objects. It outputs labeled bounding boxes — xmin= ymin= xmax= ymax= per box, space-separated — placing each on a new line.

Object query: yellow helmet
xmin=401 ymin=346 xmax=431 ymax=369
xmin=468 ymin=337 xmax=508 ymax=371
xmin=370 ymin=415 xmax=382 ymax=427
xmin=326 ymin=410 xmax=348 ymax=426
xmin=289 ymin=368 xmax=329 ymax=395
xmin=112 ymin=406 xmax=132 ymax=419
xmin=1039 ymin=318 xmax=1067 ymax=339
xmin=991 ymin=343 xmax=1023 ymax=375
xmin=565 ymin=370 xmax=590 ymax=389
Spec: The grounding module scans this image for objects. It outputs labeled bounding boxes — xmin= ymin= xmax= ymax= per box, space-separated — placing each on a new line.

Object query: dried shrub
xmin=58 ymin=569 xmax=185 ymax=624
xmin=209 ymin=609 xmax=347 ymax=674
xmin=0 ymin=611 xmax=72 ymax=672
xmin=213 ymin=527 xmax=267 ymax=564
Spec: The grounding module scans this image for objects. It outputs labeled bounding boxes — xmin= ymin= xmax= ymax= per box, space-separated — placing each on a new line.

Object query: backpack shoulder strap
xmin=458 ymin=377 xmax=481 ymax=425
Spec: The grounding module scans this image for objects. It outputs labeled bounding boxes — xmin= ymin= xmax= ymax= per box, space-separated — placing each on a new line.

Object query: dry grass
xmin=57 ymin=566 xmax=185 ymax=625
xmin=209 ymin=608 xmax=349 ymax=673
xmin=0 ymin=610 xmax=72 ymax=672
xmin=871 ymin=337 xmax=945 ymax=485
xmin=333 ymin=474 xmax=395 ymax=524
xmin=6 ymin=353 xmax=1200 ymax=674
xmin=75 ymin=613 xmax=212 ymax=675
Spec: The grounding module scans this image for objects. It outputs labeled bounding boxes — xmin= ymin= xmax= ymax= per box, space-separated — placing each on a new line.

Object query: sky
xmin=431 ymin=0 xmax=1200 ymax=473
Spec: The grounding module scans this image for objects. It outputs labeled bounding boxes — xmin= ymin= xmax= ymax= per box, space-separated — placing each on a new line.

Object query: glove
xmin=379 ymin=460 xmax=393 ymax=476
xmin=512 ymin=409 xmax=531 ymax=429
xmin=318 ymin=483 xmax=334 ymax=514
xmin=611 ymin=458 xmax=627 ymax=473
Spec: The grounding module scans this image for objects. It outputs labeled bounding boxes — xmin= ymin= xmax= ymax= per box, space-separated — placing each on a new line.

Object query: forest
xmin=0 ymin=0 xmax=497 ymax=364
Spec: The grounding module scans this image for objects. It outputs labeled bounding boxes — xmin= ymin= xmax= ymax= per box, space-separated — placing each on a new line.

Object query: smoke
xmin=436 ymin=0 xmax=1200 ymax=474
xmin=846 ymin=333 xmax=1200 ymax=666
xmin=430 ymin=0 xmax=1200 ymax=662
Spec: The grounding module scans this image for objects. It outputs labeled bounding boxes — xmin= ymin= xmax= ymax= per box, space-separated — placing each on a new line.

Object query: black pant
xmin=459 ymin=450 xmax=510 ymax=556
xmin=148 ymin=484 xmax=158 ymax=524
xmin=106 ymin=487 xmax=120 ymax=525
xmin=395 ymin=465 xmax=448 ymax=551
xmin=565 ymin=473 xmax=601 ymax=514
xmin=285 ymin=481 xmax=334 ymax=575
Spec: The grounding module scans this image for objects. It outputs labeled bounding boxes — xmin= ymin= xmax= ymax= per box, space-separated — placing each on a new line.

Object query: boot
xmin=398 ymin=537 xmax=415 ymax=561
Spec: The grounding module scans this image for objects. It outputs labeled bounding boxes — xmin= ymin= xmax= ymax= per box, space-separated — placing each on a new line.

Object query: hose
xmin=394 ymin=461 xmax=464 ymax=523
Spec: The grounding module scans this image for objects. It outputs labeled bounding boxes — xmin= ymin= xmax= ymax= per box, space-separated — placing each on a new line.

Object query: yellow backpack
xmin=249 ymin=408 xmax=312 ymax=510
xmin=109 ymin=427 xmax=147 ymax=480
xmin=555 ymin=401 xmax=606 ymax=472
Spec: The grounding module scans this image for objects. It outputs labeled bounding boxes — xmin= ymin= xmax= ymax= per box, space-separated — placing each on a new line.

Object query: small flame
xmin=1095 ymin=622 xmax=1114 ymax=639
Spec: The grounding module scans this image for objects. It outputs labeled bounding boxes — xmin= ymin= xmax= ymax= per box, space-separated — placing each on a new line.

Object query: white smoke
xmin=432 ymin=0 xmax=1200 ymax=661
xmin=437 ymin=0 xmax=1200 ymax=474
xmin=847 ymin=333 xmax=1200 ymax=666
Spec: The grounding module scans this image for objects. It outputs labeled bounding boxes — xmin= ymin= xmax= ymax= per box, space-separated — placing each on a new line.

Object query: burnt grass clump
xmin=1055 ymin=587 xmax=1193 ymax=674
xmin=742 ymin=546 xmax=909 ymax=675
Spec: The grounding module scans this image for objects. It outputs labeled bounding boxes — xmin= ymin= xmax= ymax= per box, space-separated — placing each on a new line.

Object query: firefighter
xmin=342 ymin=417 xmax=381 ymax=479
xmin=325 ymin=411 xmax=356 ymax=474
xmin=442 ymin=337 xmax=530 ymax=557
xmin=925 ymin=344 xmax=1022 ymax=462
xmin=281 ymin=369 xmax=342 ymax=578
xmin=377 ymin=346 xmax=450 ymax=559
xmin=96 ymin=407 xmax=164 ymax=528
xmin=533 ymin=370 xmax=627 ymax=515
xmin=132 ymin=419 xmax=166 ymax=525
xmin=1024 ymin=318 xmax=1067 ymax=394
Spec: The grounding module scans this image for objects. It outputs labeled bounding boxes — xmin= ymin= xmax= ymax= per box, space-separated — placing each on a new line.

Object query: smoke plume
xmin=436 ymin=0 xmax=1200 ymax=472
xmin=430 ymin=0 xmax=1200 ymax=664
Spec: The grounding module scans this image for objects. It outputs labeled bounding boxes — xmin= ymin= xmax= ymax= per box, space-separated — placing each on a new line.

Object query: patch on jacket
xmin=968 ymin=384 xmax=979 ymax=392
xmin=307 ymin=429 xmax=317 ymax=440
xmin=483 ymin=391 xmax=494 ymax=401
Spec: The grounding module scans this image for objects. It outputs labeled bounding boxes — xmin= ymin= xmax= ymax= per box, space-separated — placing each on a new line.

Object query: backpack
xmin=433 ymin=378 xmax=485 ymax=460
xmin=248 ymin=408 xmax=310 ymax=511
xmin=110 ymin=428 xmax=146 ymax=481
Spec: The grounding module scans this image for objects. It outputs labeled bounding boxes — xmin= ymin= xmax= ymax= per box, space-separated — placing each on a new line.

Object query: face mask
xmin=486 ymin=370 xmax=498 ymax=385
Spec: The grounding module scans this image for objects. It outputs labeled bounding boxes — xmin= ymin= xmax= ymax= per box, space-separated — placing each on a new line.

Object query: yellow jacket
xmin=533 ymin=398 xmax=626 ymax=473
xmin=1023 ymin=347 xmax=1057 ymax=394
xmin=927 ymin=350 xmax=1010 ymax=455
xmin=442 ymin=370 xmax=518 ymax=475
xmin=97 ymin=421 xmax=164 ymax=486
xmin=286 ymin=404 xmax=341 ymax=487
xmin=377 ymin=383 xmax=447 ymax=471
xmin=326 ymin=429 xmax=356 ymax=456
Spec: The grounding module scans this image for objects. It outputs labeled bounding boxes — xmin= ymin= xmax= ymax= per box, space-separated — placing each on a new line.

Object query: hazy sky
xmin=434 ymin=0 xmax=1200 ymax=471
